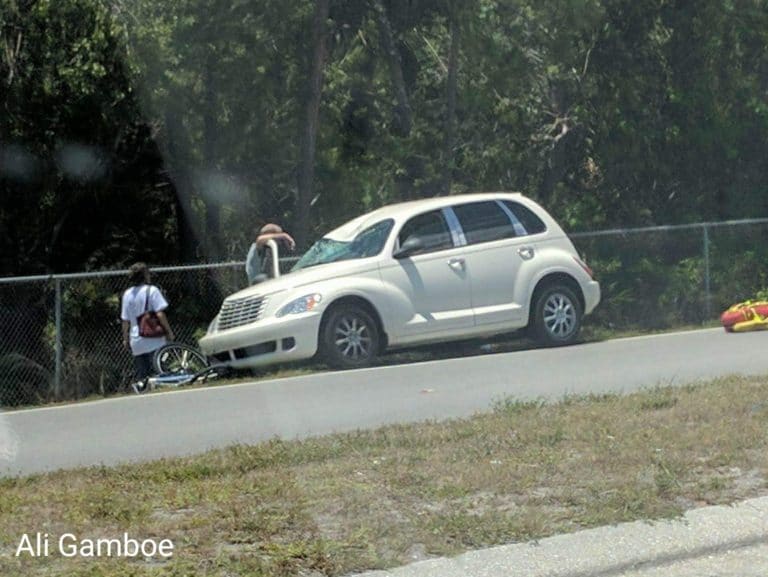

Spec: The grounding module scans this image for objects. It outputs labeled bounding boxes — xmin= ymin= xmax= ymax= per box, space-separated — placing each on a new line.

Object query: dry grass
xmin=1 ymin=375 xmax=767 ymax=576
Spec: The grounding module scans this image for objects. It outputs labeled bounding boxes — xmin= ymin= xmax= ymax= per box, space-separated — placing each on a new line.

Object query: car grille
xmin=218 ymin=295 xmax=267 ymax=330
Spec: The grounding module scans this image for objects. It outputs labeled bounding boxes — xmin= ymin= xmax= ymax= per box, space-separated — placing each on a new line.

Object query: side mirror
xmin=393 ymin=236 xmax=424 ymax=259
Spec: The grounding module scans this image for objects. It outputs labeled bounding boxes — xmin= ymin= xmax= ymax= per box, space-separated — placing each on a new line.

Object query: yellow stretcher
xmin=720 ymin=300 xmax=768 ymax=332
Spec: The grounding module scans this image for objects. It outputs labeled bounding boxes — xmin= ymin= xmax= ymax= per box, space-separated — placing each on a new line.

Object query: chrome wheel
xmin=542 ymin=292 xmax=577 ymax=339
xmin=334 ymin=315 xmax=373 ymax=360
xmin=320 ymin=304 xmax=381 ymax=369
xmin=531 ymin=284 xmax=582 ymax=346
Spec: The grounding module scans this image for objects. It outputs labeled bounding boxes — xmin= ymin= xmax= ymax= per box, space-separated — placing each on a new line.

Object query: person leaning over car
xmin=245 ymin=223 xmax=296 ymax=284
xmin=121 ymin=262 xmax=175 ymax=383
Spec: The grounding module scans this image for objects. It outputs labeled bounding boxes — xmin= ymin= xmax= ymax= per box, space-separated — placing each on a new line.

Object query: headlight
xmin=276 ymin=293 xmax=322 ymax=317
xmin=207 ymin=315 xmax=219 ymax=334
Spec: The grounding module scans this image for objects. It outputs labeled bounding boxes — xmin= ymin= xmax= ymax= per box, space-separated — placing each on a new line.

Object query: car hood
xmin=225 ymin=259 xmax=380 ymax=301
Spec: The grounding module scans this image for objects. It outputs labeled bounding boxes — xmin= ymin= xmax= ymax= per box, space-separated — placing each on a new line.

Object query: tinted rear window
xmin=502 ymin=200 xmax=547 ymax=235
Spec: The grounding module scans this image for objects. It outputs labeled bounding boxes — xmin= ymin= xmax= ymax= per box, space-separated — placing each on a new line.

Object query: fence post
xmin=54 ymin=277 xmax=62 ymax=399
xmin=703 ymin=225 xmax=711 ymax=321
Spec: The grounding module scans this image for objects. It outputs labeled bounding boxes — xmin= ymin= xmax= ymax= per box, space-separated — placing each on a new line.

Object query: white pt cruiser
xmin=199 ymin=193 xmax=600 ymax=370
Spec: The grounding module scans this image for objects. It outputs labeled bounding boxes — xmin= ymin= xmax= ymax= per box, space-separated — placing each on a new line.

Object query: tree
xmin=296 ymin=0 xmax=331 ymax=249
xmin=371 ymin=0 xmax=413 ymax=137
xmin=442 ymin=0 xmax=462 ymax=194
xmin=1 ymin=0 xmax=177 ymax=275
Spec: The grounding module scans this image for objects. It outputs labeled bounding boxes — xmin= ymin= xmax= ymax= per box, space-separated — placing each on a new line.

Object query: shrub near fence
xmin=0 ymin=279 xmax=55 ymax=407
xmin=2 ymin=219 xmax=768 ymax=408
xmin=571 ymin=219 xmax=768 ymax=333
xmin=573 ymin=227 xmax=712 ymax=331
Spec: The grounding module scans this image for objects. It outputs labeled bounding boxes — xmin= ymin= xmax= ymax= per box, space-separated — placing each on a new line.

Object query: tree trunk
xmin=165 ymin=110 xmax=199 ymax=264
xmin=442 ymin=12 xmax=460 ymax=195
xmin=202 ymin=51 xmax=221 ymax=260
xmin=538 ymin=81 xmax=578 ymax=207
xmin=296 ymin=0 xmax=330 ymax=250
xmin=371 ymin=0 xmax=412 ymax=137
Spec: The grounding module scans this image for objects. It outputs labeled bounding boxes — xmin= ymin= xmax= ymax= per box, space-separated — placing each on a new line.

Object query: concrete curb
xmin=354 ymin=496 xmax=768 ymax=577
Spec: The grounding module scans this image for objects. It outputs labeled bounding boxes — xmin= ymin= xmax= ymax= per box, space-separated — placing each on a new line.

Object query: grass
xmin=1 ymin=374 xmax=768 ymax=576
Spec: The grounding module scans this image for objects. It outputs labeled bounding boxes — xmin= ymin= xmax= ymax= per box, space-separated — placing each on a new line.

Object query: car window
xmin=452 ymin=201 xmax=516 ymax=245
xmin=502 ymin=200 xmax=547 ymax=235
xmin=397 ymin=210 xmax=454 ymax=255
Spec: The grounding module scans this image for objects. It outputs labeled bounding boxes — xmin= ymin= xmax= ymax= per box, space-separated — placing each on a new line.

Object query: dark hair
xmin=128 ymin=262 xmax=150 ymax=286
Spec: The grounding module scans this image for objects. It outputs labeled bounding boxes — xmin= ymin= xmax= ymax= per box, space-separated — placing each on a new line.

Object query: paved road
xmin=1 ymin=328 xmax=766 ymax=476
xmin=355 ymin=496 xmax=768 ymax=577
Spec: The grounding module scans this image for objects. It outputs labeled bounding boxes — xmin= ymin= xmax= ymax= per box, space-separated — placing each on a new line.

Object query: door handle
xmin=517 ymin=246 xmax=535 ymax=261
xmin=448 ymin=258 xmax=465 ymax=271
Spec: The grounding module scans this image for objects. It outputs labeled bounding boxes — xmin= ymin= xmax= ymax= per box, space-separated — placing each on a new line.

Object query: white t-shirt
xmin=120 ymin=284 xmax=169 ymax=356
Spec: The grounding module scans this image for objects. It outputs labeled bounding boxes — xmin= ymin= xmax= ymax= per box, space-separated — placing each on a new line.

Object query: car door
xmin=378 ymin=208 xmax=474 ymax=341
xmin=449 ymin=200 xmax=528 ymax=327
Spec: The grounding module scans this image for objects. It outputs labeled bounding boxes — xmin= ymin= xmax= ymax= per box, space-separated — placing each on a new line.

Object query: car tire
xmin=319 ymin=304 xmax=380 ymax=369
xmin=530 ymin=284 xmax=582 ymax=346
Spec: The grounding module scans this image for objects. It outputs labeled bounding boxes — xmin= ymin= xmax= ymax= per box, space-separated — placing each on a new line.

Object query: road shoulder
xmin=354 ymin=496 xmax=768 ymax=577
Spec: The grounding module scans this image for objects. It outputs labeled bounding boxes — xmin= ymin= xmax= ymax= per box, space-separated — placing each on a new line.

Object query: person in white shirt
xmin=120 ymin=262 xmax=175 ymax=386
xmin=245 ymin=223 xmax=296 ymax=285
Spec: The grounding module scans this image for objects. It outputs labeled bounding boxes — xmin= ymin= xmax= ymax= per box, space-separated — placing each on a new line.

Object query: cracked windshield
xmin=2 ymin=1 xmax=768 ymax=576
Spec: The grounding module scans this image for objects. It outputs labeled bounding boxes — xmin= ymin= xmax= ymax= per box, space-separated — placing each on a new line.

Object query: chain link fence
xmin=2 ymin=219 xmax=768 ymax=408
xmin=0 ymin=259 xmax=297 ymax=408
xmin=571 ymin=219 xmax=768 ymax=332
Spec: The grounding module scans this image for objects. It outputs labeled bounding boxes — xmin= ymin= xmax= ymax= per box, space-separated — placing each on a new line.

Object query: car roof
xmin=326 ymin=192 xmax=527 ymax=240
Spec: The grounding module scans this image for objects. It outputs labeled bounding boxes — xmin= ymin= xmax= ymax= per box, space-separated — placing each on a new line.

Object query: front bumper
xmin=199 ymin=311 xmax=323 ymax=369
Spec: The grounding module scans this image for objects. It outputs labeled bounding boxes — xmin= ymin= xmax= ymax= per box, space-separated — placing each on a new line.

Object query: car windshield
xmin=293 ymin=219 xmax=394 ymax=270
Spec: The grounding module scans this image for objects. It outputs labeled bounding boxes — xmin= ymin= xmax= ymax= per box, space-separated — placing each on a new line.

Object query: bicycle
xmin=130 ymin=342 xmax=228 ymax=394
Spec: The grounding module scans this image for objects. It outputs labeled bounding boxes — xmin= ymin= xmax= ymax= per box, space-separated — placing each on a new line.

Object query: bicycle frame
xmin=130 ymin=343 xmax=227 ymax=394
xmin=145 ymin=365 xmax=224 ymax=390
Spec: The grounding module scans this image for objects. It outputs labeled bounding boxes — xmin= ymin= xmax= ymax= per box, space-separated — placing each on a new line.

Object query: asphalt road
xmin=1 ymin=328 xmax=767 ymax=477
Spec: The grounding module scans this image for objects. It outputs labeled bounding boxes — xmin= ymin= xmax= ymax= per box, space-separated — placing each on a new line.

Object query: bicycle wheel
xmin=153 ymin=342 xmax=209 ymax=375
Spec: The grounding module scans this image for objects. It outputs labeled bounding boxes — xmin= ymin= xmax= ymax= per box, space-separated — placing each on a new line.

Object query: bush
xmin=0 ymin=353 xmax=52 ymax=407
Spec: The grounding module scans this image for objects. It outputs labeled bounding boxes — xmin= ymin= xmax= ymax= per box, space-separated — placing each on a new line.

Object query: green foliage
xmin=0 ymin=353 xmax=51 ymax=406
xmin=4 ymin=0 xmax=768 ymax=268
xmin=1 ymin=0 xmax=178 ymax=275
